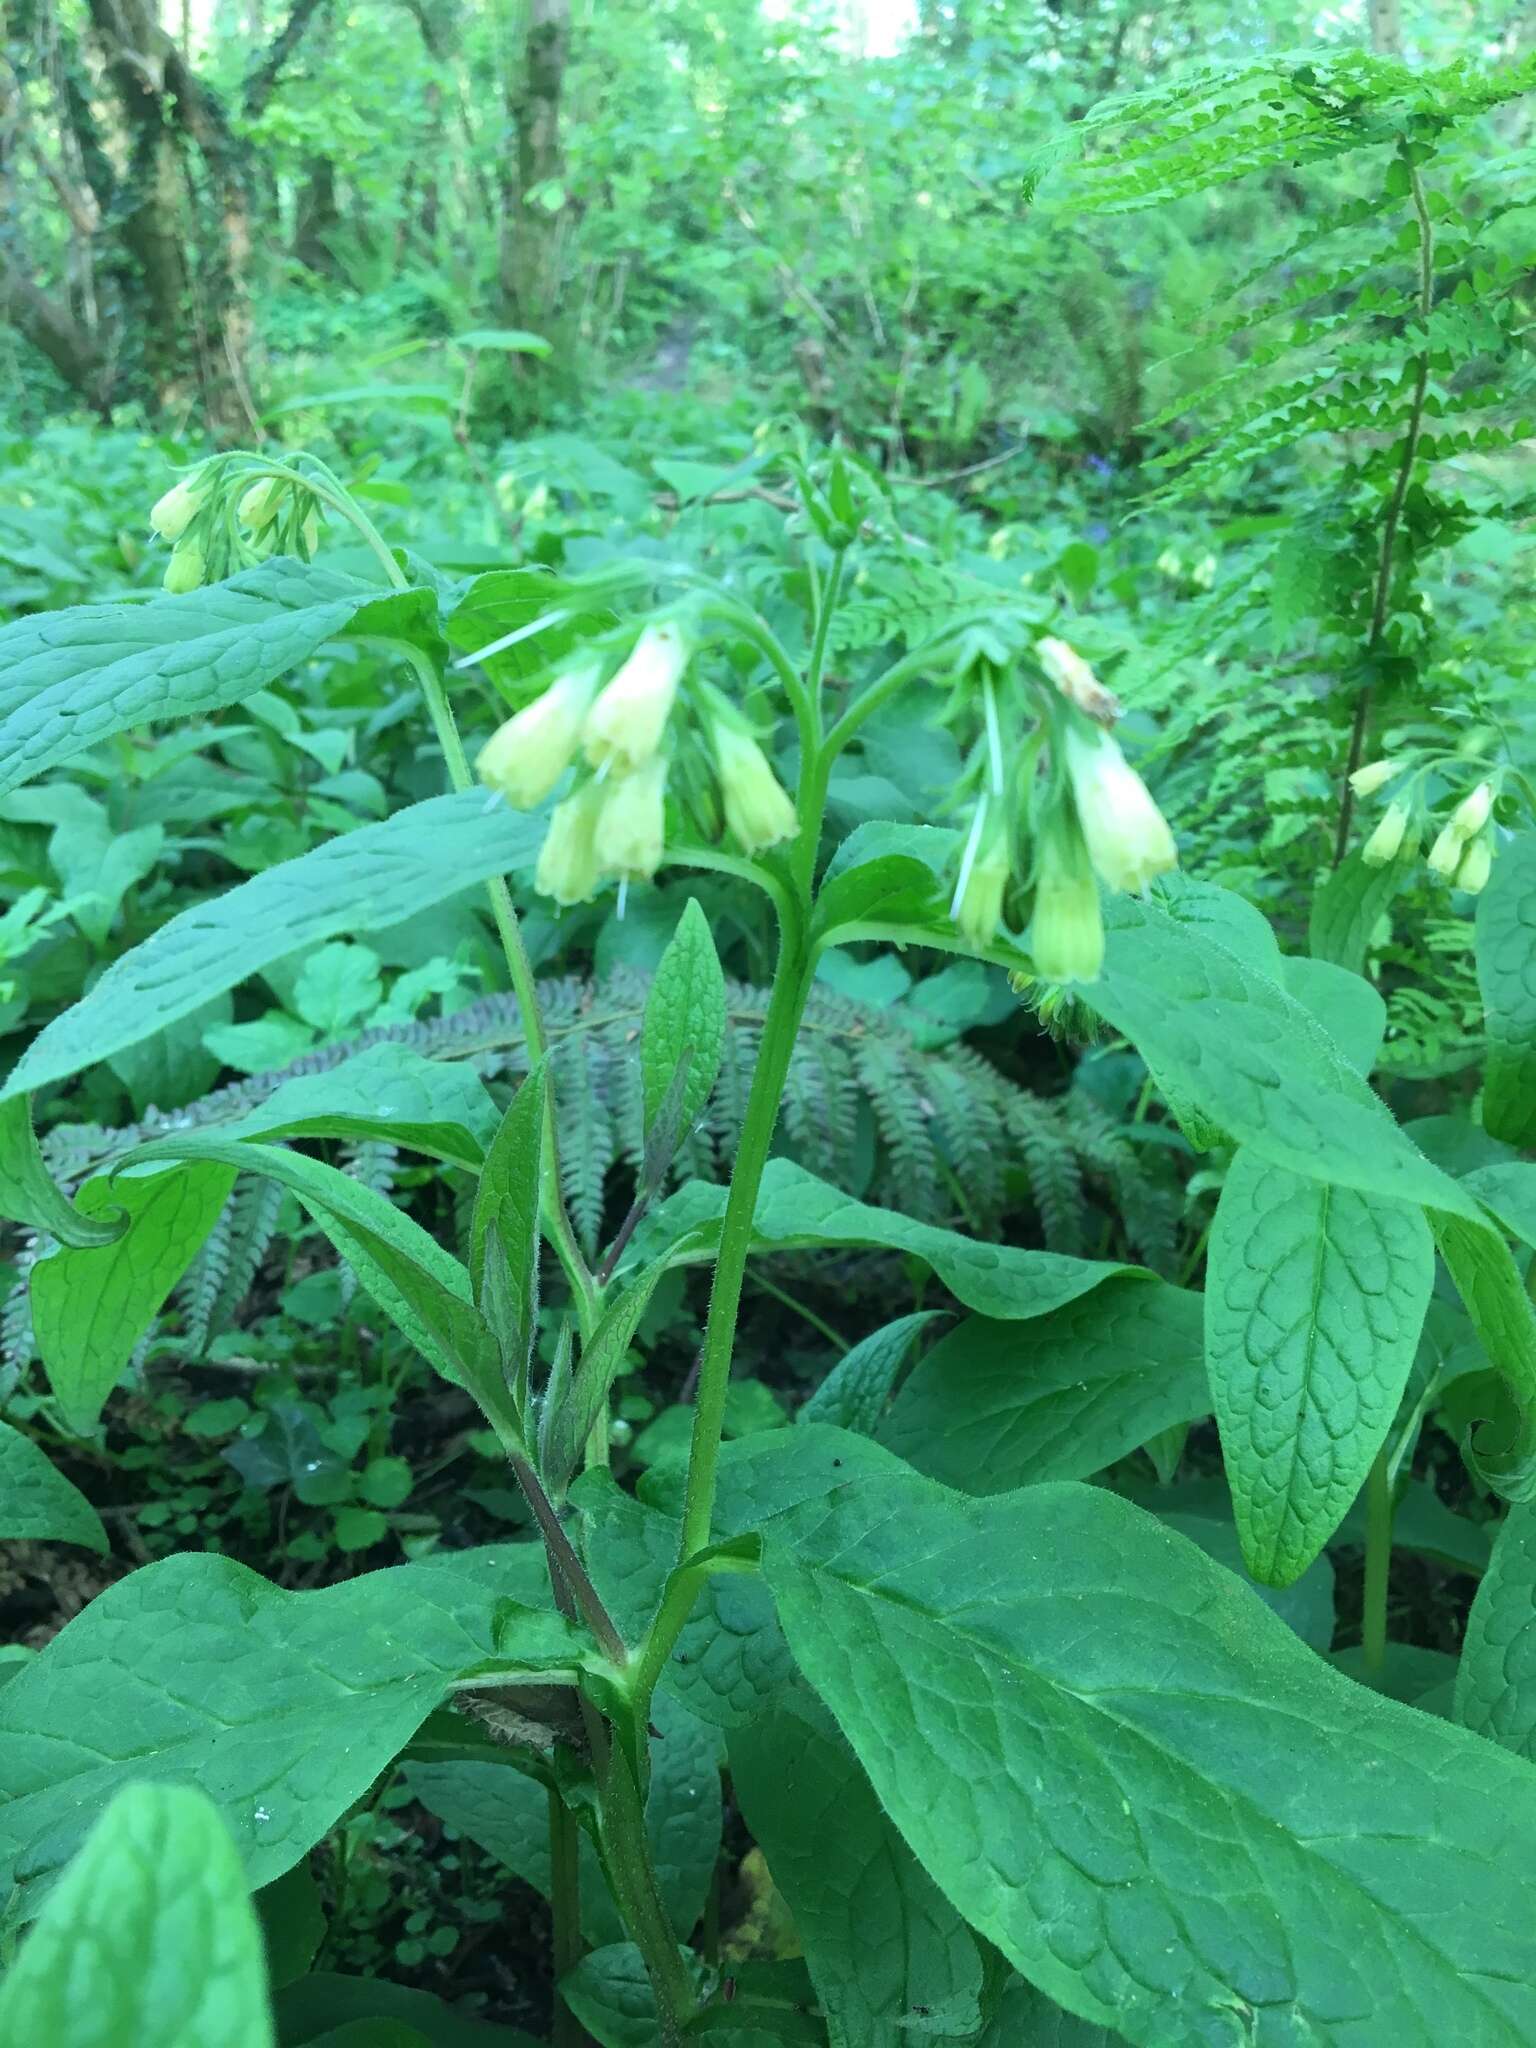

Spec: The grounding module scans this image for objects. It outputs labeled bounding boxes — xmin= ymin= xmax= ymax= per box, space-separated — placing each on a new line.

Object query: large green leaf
xmin=729 ymin=1682 xmax=990 ymax=2048
xmin=798 ymin=1310 xmax=946 ymax=1435
xmin=879 ymin=1280 xmax=1206 ymax=1491
xmin=30 ymin=1160 xmax=236 ymax=1430
xmin=1458 ymin=1504 xmax=1536 ymax=1757
xmin=1205 ymin=1152 xmax=1434 ymax=1585
xmin=0 ymin=1095 xmax=121 ymax=1245
xmin=1087 ymin=891 xmax=1475 ymax=1218
xmin=1308 ymin=849 xmax=1412 ymax=974
xmin=1477 ymin=834 xmax=1536 ymax=1146
xmin=0 ymin=1545 xmax=578 ymax=1920
xmin=3 ymin=791 xmax=545 ymax=1102
xmin=0 ymin=1420 xmax=107 ymax=1551
xmin=274 ymin=1975 xmax=537 ymax=2048
xmin=641 ymin=898 xmax=726 ymax=1139
xmin=0 ymin=1783 xmax=273 ymax=2048
xmin=633 ymin=1158 xmax=1144 ymax=1321
xmin=763 ymin=1465 xmax=1536 ymax=2045
xmin=215 ymin=1043 xmax=500 ymax=1169
xmin=0 ymin=560 xmax=436 ymax=798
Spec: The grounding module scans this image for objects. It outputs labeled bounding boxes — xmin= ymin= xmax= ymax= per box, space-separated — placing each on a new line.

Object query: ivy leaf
xmin=1478 ymin=835 xmax=1536 ymax=1145
xmin=31 ymin=1161 xmax=236 ymax=1430
xmin=0 ymin=1783 xmax=273 ymax=2048
xmin=2 ymin=791 xmax=546 ymax=1104
xmin=879 ymin=1281 xmax=1206 ymax=1491
xmin=0 ymin=560 xmax=438 ymax=797
xmin=763 ymin=1466 xmax=1536 ymax=2046
xmin=1205 ymin=1153 xmax=1434 ymax=1585
xmin=0 ymin=1545 xmax=578 ymax=1920
xmin=0 ymin=1420 xmax=107 ymax=1551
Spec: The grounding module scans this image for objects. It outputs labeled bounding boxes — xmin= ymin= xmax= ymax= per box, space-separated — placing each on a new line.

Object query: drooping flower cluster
xmin=148 ymin=462 xmax=324 ymax=591
xmin=947 ymin=639 xmax=1179 ymax=986
xmin=477 ymin=620 xmax=799 ymax=904
xmin=1355 ymin=758 xmax=1498 ymax=895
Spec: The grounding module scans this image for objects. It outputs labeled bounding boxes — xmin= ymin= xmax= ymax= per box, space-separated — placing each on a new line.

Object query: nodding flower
xmin=1061 ymin=723 xmax=1178 ymax=895
xmin=582 ymin=621 xmax=690 ymax=775
xmin=1362 ymin=800 xmax=1413 ymax=868
xmin=594 ymin=756 xmax=669 ymax=882
xmin=534 ymin=781 xmax=606 ymax=906
xmin=149 ymin=473 xmax=207 ymax=542
xmin=1030 ymin=826 xmax=1104 ymax=986
xmin=1349 ymin=759 xmax=1402 ymax=799
xmin=478 ymin=656 xmax=606 ymax=811
xmin=951 ymin=804 xmax=1010 ymax=952
xmin=711 ymin=721 xmax=798 ymax=855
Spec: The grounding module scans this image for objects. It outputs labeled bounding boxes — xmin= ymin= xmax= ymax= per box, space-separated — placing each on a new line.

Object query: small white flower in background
xmin=1455 ymin=836 xmax=1493 ymax=894
xmin=534 ymin=781 xmax=606 ymax=905
xmin=1362 ymin=800 xmax=1412 ymax=867
xmin=1450 ymin=780 xmax=1493 ymax=838
xmin=478 ymin=655 xmax=606 ymax=810
xmin=711 ymin=721 xmax=798 ymax=854
xmin=1030 ymin=832 xmax=1104 ymax=985
xmin=595 ymin=756 xmax=669 ymax=880
xmin=1192 ymin=552 xmax=1217 ymax=590
xmin=583 ymin=621 xmax=690 ymax=774
xmin=1349 ymin=758 xmax=1402 ymax=799
xmin=162 ymin=543 xmax=205 ymax=595
xmin=952 ymin=806 xmax=1010 ymax=952
xmin=1062 ymin=722 xmax=1178 ymax=895
xmin=149 ymin=473 xmax=207 ymax=542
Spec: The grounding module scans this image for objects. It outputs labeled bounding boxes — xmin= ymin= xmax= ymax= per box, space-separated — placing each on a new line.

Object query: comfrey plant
xmin=4 ymin=442 xmax=1536 ymax=2048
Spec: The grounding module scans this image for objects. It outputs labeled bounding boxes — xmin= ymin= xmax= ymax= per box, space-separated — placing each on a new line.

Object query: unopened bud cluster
xmin=477 ymin=621 xmax=798 ymax=904
xmin=148 ymin=461 xmax=326 ymax=591
xmin=1353 ymin=758 xmax=1498 ymax=896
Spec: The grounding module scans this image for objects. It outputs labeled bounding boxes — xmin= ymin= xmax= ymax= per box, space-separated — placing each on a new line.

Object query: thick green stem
xmin=549 ymin=1789 xmax=587 ymax=2048
xmin=1361 ymin=1448 xmax=1393 ymax=1681
xmin=599 ymin=1750 xmax=695 ymax=2044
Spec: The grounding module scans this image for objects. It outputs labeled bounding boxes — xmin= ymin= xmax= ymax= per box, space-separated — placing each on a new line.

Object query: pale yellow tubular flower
xmin=594 ymin=756 xmax=669 ymax=881
xmin=478 ymin=656 xmax=606 ymax=810
xmin=1362 ymin=800 xmax=1411 ymax=868
xmin=582 ymin=621 xmax=690 ymax=774
xmin=953 ymin=810 xmax=1010 ymax=953
xmin=1036 ymin=636 xmax=1120 ymax=720
xmin=1029 ymin=835 xmax=1104 ymax=985
xmin=1349 ymin=759 xmax=1401 ymax=799
xmin=534 ymin=781 xmax=606 ymax=905
xmin=1427 ymin=821 xmax=1465 ymax=878
xmin=238 ymin=479 xmax=285 ymax=531
xmin=149 ymin=475 xmax=205 ymax=542
xmin=713 ymin=722 xmax=798 ymax=854
xmin=1454 ymin=836 xmax=1493 ymax=895
xmin=162 ymin=544 xmax=206 ymax=595
xmin=1450 ymin=780 xmax=1494 ymax=838
xmin=1061 ymin=723 xmax=1177 ymax=894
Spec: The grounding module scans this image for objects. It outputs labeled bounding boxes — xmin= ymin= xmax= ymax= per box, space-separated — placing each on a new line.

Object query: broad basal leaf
xmin=0 ymin=1545 xmax=578 ymax=1920
xmin=1477 ymin=833 xmax=1536 ymax=1146
xmin=31 ymin=1160 xmax=236 ymax=1430
xmin=0 ymin=1420 xmax=107 ymax=1551
xmin=0 ymin=559 xmax=437 ymax=797
xmin=3 ymin=791 xmax=545 ymax=1102
xmin=764 ymin=1466 xmax=1536 ymax=2046
xmin=1205 ymin=1151 xmax=1433 ymax=1585
xmin=0 ymin=1783 xmax=273 ymax=2048
xmin=880 ymin=1279 xmax=1206 ymax=1491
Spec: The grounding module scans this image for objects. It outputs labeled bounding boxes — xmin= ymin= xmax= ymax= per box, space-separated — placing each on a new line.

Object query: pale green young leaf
xmin=1476 ymin=833 xmax=1536 ymax=1146
xmin=31 ymin=1161 xmax=236 ymax=1430
xmin=641 ymin=897 xmax=726 ymax=1138
xmin=0 ymin=560 xmax=437 ymax=797
xmin=0 ymin=1545 xmax=576 ymax=1919
xmin=3 ymin=791 xmax=546 ymax=1103
xmin=0 ymin=1420 xmax=107 ymax=1551
xmin=0 ymin=1783 xmax=273 ymax=2048
xmin=879 ymin=1281 xmax=1206 ymax=1491
xmin=764 ymin=1468 xmax=1536 ymax=2046
xmin=1205 ymin=1152 xmax=1433 ymax=1585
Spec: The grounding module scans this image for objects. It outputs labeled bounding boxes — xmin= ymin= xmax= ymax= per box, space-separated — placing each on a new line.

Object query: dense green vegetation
xmin=3 ymin=3 xmax=1536 ymax=2044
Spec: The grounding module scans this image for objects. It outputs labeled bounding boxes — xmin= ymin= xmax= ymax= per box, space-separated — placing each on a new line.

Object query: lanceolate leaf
xmin=3 ymin=792 xmax=546 ymax=1103
xmin=1205 ymin=1152 xmax=1434 ymax=1585
xmin=1477 ymin=833 xmax=1536 ymax=1146
xmin=641 ymin=898 xmax=726 ymax=1139
xmin=1308 ymin=848 xmax=1413 ymax=974
xmin=0 ymin=1784 xmax=273 ymax=2048
xmin=0 ymin=1095 xmax=122 ymax=1245
xmin=471 ymin=1067 xmax=546 ymax=1419
xmin=0 ymin=560 xmax=438 ymax=798
xmin=31 ymin=1161 xmax=236 ymax=1430
xmin=880 ymin=1281 xmax=1206 ymax=1491
xmin=0 ymin=1420 xmax=108 ymax=1551
xmin=0 ymin=1545 xmax=577 ymax=1919
xmin=763 ymin=1465 xmax=1536 ymax=2046
xmin=1457 ymin=1503 xmax=1536 ymax=1758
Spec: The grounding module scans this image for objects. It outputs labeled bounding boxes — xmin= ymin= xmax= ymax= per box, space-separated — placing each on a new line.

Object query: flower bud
xmin=1451 ymin=780 xmax=1493 ymax=838
xmin=594 ymin=756 xmax=668 ymax=881
xmin=1061 ymin=723 xmax=1177 ymax=894
xmin=1030 ymin=834 xmax=1104 ymax=985
xmin=238 ymin=478 xmax=285 ymax=530
xmin=1361 ymin=800 xmax=1410 ymax=867
xmin=480 ymin=657 xmax=606 ymax=811
xmin=1349 ymin=759 xmax=1401 ymax=799
xmin=1427 ymin=821 xmax=1464 ymax=878
xmin=583 ymin=621 xmax=689 ymax=774
xmin=534 ymin=782 xmax=605 ymax=905
xmin=712 ymin=722 xmax=798 ymax=854
xmin=301 ymin=511 xmax=321 ymax=558
xmin=149 ymin=474 xmax=205 ymax=542
xmin=162 ymin=543 xmax=205 ymax=595
xmin=953 ymin=810 xmax=1010 ymax=952
xmin=1455 ymin=836 xmax=1493 ymax=895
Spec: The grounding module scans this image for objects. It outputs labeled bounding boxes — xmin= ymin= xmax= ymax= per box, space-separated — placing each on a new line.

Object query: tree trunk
xmin=1367 ymin=0 xmax=1404 ymax=57
xmin=500 ymin=0 xmax=569 ymax=327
